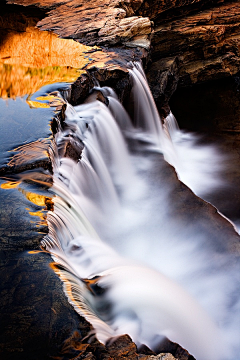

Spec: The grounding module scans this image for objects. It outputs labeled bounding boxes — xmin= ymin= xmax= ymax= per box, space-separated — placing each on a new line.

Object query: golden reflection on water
xmin=0 ymin=24 xmax=92 ymax=98
xmin=21 ymin=188 xmax=52 ymax=226
xmin=0 ymin=63 xmax=84 ymax=99
xmin=0 ymin=181 xmax=21 ymax=189
xmin=1 ymin=180 xmax=53 ymax=225
xmin=26 ymin=94 xmax=65 ymax=109
xmin=19 ymin=189 xmax=51 ymax=207
xmin=28 ymin=250 xmax=44 ymax=254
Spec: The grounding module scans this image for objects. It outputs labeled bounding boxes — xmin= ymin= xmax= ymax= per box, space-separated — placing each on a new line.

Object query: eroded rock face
xmin=138 ymin=0 xmax=228 ymax=22
xmin=152 ymin=1 xmax=240 ymax=85
xmin=7 ymin=0 xmax=152 ymax=47
xmin=6 ymin=0 xmax=240 ymax=106
xmin=144 ymin=0 xmax=240 ymax=115
xmin=70 ymin=45 xmax=150 ymax=105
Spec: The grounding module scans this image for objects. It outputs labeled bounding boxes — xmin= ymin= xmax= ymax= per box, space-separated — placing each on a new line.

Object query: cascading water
xmin=128 ymin=64 xmax=163 ymax=147
xmin=163 ymin=111 xmax=226 ymax=198
xmin=42 ymin=63 xmax=240 ymax=360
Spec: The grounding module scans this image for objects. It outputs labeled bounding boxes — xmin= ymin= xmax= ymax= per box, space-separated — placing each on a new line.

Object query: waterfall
xmin=42 ymin=63 xmax=240 ymax=360
xmin=128 ymin=64 xmax=163 ymax=147
xmin=163 ymin=112 xmax=225 ymax=197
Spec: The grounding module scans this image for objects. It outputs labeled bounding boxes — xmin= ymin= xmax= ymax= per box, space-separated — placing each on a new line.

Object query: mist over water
xmin=163 ymin=112 xmax=226 ymax=198
xmin=42 ymin=63 xmax=240 ymax=360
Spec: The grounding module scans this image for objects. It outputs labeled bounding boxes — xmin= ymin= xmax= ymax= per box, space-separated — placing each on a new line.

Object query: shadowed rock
xmin=152 ymin=1 xmax=240 ymax=85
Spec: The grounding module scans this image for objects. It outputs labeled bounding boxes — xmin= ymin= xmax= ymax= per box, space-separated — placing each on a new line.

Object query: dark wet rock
xmin=146 ymin=57 xmax=179 ymax=118
xmin=151 ymin=1 xmax=240 ymax=86
xmin=71 ymin=73 xmax=95 ymax=107
xmin=70 ymin=45 xmax=150 ymax=105
xmin=70 ymin=63 xmax=131 ymax=107
xmin=153 ymin=338 xmax=196 ymax=360
xmin=106 ymin=335 xmax=138 ymax=359
xmin=64 ymin=138 xmax=84 ymax=162
xmin=87 ymin=67 xmax=131 ymax=105
xmin=0 ymin=173 xmax=93 ymax=360
xmin=0 ymin=251 xmax=94 ymax=360
xmin=0 ymin=159 xmax=52 ymax=176
xmin=51 ymin=332 xmax=190 ymax=360
xmin=84 ymin=90 xmax=109 ymax=106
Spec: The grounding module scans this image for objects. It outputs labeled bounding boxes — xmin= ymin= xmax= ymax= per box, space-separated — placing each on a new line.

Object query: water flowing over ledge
xmin=41 ymin=63 xmax=240 ymax=360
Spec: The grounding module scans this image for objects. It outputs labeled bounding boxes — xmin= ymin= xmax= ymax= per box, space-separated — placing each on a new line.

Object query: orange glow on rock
xmin=1 ymin=181 xmax=21 ymax=189
xmin=28 ymin=250 xmax=43 ymax=254
xmin=19 ymin=189 xmax=51 ymax=207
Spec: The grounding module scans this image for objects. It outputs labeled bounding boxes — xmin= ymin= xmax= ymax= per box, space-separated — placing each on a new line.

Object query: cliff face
xmin=147 ymin=0 xmax=240 ymax=117
xmin=6 ymin=0 xmax=152 ymax=47
xmin=152 ymin=1 xmax=240 ymax=81
xmin=6 ymin=0 xmax=240 ymax=119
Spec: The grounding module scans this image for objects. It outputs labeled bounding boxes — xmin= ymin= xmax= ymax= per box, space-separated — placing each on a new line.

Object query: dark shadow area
xmin=170 ymin=75 xmax=240 ymax=133
xmin=169 ymin=75 xmax=240 ymax=224
xmin=137 ymin=0 xmax=235 ymax=25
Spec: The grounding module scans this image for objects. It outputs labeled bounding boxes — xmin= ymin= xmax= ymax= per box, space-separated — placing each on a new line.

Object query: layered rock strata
xmin=6 ymin=0 xmax=240 ymax=117
xmin=6 ymin=0 xmax=152 ymax=47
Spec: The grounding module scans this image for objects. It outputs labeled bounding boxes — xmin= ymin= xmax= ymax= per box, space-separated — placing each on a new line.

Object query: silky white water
xmin=42 ymin=63 xmax=240 ymax=360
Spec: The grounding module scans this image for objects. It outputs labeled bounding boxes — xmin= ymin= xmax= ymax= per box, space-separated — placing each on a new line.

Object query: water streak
xmin=43 ymin=63 xmax=240 ymax=360
xmin=163 ymin=111 xmax=225 ymax=197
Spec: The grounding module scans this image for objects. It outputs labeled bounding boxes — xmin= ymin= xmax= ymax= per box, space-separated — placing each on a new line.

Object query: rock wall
xmin=6 ymin=0 xmax=152 ymax=47
xmin=6 ymin=0 xmax=240 ymax=123
xmin=151 ymin=1 xmax=240 ymax=84
xmin=146 ymin=0 xmax=240 ymax=119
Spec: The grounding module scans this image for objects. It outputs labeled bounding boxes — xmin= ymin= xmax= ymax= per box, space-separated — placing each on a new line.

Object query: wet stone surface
xmin=0 ymin=251 xmax=93 ymax=360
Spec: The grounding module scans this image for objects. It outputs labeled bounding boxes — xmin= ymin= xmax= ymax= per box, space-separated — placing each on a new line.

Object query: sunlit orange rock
xmin=7 ymin=0 xmax=152 ymax=47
